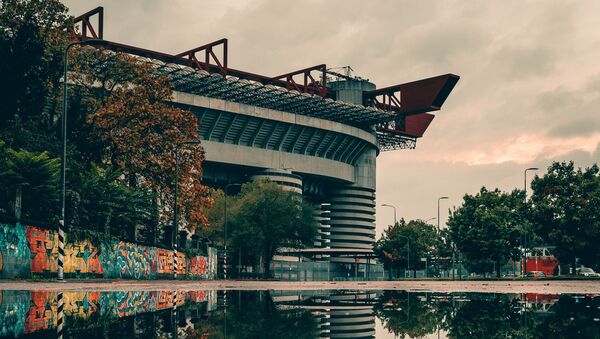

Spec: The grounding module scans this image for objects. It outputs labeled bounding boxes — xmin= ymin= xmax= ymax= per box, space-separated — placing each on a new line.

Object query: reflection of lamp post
xmin=59 ymin=39 xmax=107 ymax=281
xmin=523 ymin=167 xmax=538 ymax=275
xmin=224 ymin=183 xmax=241 ymax=279
xmin=381 ymin=204 xmax=397 ymax=224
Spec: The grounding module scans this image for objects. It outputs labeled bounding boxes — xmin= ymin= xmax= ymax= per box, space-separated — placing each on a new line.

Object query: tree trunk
xmin=14 ymin=185 xmax=22 ymax=223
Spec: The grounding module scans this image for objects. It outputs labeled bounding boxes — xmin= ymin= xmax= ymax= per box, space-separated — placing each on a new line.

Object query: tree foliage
xmin=530 ymin=161 xmax=600 ymax=269
xmin=374 ymin=219 xmax=439 ymax=277
xmin=448 ymin=187 xmax=526 ymax=277
xmin=221 ymin=180 xmax=317 ymax=278
xmin=0 ymin=143 xmax=59 ymax=224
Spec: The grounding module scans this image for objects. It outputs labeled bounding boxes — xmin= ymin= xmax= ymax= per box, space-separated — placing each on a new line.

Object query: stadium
xmin=73 ymin=7 xmax=459 ymax=279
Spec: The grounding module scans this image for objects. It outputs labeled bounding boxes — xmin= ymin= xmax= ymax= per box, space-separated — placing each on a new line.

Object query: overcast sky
xmin=64 ymin=0 xmax=600 ymax=236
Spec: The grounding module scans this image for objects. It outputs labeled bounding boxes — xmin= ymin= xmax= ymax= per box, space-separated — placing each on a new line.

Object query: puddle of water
xmin=0 ymin=290 xmax=598 ymax=338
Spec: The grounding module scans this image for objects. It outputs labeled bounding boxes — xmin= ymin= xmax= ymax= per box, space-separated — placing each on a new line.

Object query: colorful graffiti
xmin=27 ymin=225 xmax=58 ymax=274
xmin=0 ymin=290 xmax=214 ymax=337
xmin=188 ymin=256 xmax=208 ymax=277
xmin=158 ymin=248 xmax=174 ymax=274
xmin=64 ymin=240 xmax=103 ymax=275
xmin=100 ymin=241 xmax=157 ymax=279
xmin=0 ymin=223 xmax=31 ymax=278
xmin=0 ymin=223 xmax=217 ymax=280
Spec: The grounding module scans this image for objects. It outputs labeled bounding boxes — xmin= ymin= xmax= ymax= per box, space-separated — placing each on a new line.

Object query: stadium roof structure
xmin=72 ymin=7 xmax=459 ymax=151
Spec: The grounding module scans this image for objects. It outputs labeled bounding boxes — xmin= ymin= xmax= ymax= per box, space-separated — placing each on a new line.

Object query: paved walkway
xmin=1 ymin=280 xmax=599 ymax=294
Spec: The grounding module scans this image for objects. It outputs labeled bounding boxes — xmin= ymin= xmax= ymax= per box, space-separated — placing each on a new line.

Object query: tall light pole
xmin=172 ymin=140 xmax=201 ymax=279
xmin=381 ymin=204 xmax=397 ymax=225
xmin=437 ymin=197 xmax=448 ymax=278
xmin=399 ymin=234 xmax=411 ymax=278
xmin=522 ymin=167 xmax=538 ymax=276
xmin=224 ymin=183 xmax=241 ymax=279
xmin=59 ymin=39 xmax=106 ymax=281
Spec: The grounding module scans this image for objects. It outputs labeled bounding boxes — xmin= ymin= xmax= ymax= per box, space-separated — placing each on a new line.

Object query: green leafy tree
xmin=0 ymin=146 xmax=59 ymax=224
xmin=374 ymin=291 xmax=439 ymax=338
xmin=530 ymin=161 xmax=600 ymax=269
xmin=375 ymin=219 xmax=439 ymax=278
xmin=225 ymin=180 xmax=317 ymax=278
xmin=77 ymin=164 xmax=153 ymax=241
xmin=448 ymin=187 xmax=526 ymax=277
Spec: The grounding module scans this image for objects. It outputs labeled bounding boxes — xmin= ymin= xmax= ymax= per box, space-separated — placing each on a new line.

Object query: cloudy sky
xmin=64 ymin=0 xmax=600 ymax=236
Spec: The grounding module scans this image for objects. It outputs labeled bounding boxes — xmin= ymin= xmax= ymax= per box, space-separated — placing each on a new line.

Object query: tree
xmin=530 ymin=161 xmax=600 ymax=269
xmin=77 ymin=164 xmax=153 ymax=241
xmin=224 ymin=180 xmax=317 ymax=278
xmin=88 ymin=63 xmax=212 ymax=234
xmin=374 ymin=219 xmax=438 ymax=278
xmin=0 ymin=0 xmax=70 ymax=128
xmin=448 ymin=187 xmax=526 ymax=277
xmin=0 ymin=145 xmax=60 ymax=225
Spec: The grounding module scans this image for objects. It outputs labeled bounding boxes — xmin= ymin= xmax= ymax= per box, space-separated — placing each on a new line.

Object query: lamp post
xmin=421 ymin=217 xmax=436 ymax=224
xmin=522 ymin=167 xmax=538 ymax=276
xmin=224 ymin=183 xmax=241 ymax=279
xmin=59 ymin=39 xmax=106 ymax=281
xmin=172 ymin=140 xmax=201 ymax=279
xmin=437 ymin=197 xmax=448 ymax=278
xmin=399 ymin=234 xmax=411 ymax=278
xmin=381 ymin=204 xmax=397 ymax=224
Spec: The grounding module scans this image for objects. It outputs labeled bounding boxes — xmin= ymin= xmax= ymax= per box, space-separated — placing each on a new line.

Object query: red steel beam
xmin=272 ymin=64 xmax=328 ymax=97
xmin=175 ymin=38 xmax=228 ymax=75
xmin=72 ymin=6 xmax=103 ymax=40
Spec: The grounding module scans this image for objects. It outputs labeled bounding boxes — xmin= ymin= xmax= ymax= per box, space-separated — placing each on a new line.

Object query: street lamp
xmin=224 ymin=183 xmax=242 ymax=279
xmin=522 ymin=167 xmax=538 ymax=276
xmin=59 ymin=39 xmax=107 ymax=281
xmin=437 ymin=197 xmax=448 ymax=278
xmin=172 ymin=140 xmax=202 ymax=279
xmin=421 ymin=217 xmax=436 ymax=224
xmin=381 ymin=204 xmax=397 ymax=225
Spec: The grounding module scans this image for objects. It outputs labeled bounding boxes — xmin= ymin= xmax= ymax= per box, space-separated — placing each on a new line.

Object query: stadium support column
xmin=327 ymin=147 xmax=377 ymax=253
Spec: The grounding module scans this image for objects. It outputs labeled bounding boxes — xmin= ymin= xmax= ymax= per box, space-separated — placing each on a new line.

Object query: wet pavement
xmin=0 ymin=288 xmax=599 ymax=338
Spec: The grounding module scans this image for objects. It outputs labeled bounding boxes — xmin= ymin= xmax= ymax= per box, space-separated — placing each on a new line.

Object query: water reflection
xmin=0 ymin=289 xmax=598 ymax=338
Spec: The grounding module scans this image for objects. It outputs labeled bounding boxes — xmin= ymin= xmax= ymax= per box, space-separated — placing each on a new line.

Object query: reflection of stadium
xmin=274 ymin=291 xmax=380 ymax=338
xmin=73 ymin=7 xmax=458 ymax=277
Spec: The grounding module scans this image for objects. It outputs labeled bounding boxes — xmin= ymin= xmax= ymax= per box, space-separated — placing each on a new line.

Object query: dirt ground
xmin=1 ymin=279 xmax=599 ymax=294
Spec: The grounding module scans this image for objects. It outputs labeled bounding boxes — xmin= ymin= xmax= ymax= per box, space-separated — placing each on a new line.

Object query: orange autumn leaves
xmin=87 ymin=58 xmax=212 ymax=233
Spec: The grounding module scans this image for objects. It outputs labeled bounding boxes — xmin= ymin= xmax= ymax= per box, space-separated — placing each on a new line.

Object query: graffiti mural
xmin=177 ymin=252 xmax=187 ymax=275
xmin=64 ymin=240 xmax=103 ymax=275
xmin=27 ymin=226 xmax=58 ymax=274
xmin=0 ymin=223 xmax=31 ymax=278
xmin=157 ymin=248 xmax=174 ymax=274
xmin=188 ymin=256 xmax=208 ymax=277
xmin=100 ymin=241 xmax=157 ymax=279
xmin=64 ymin=291 xmax=100 ymax=319
xmin=0 ymin=290 xmax=30 ymax=337
xmin=25 ymin=291 xmax=56 ymax=334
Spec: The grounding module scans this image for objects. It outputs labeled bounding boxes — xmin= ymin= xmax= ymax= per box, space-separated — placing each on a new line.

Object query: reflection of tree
xmin=532 ymin=295 xmax=600 ymax=338
xmin=447 ymin=294 xmax=524 ymax=339
xmin=200 ymin=291 xmax=318 ymax=339
xmin=374 ymin=291 xmax=439 ymax=338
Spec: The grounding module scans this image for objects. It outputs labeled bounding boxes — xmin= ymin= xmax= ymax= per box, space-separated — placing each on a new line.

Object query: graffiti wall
xmin=0 ymin=290 xmax=216 ymax=337
xmin=100 ymin=241 xmax=158 ymax=279
xmin=0 ymin=223 xmax=216 ymax=280
xmin=0 ymin=223 xmax=30 ymax=278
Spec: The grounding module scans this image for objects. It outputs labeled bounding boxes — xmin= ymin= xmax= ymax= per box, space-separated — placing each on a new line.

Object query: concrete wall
xmin=0 ymin=223 xmax=216 ymax=280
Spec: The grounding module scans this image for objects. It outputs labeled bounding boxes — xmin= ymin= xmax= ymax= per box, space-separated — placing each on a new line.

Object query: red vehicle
xmin=524 ymin=247 xmax=559 ymax=277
